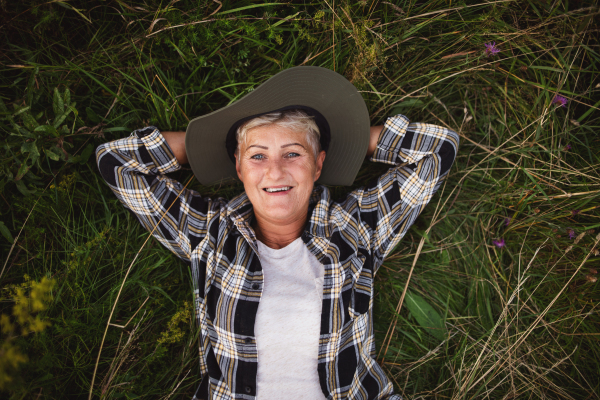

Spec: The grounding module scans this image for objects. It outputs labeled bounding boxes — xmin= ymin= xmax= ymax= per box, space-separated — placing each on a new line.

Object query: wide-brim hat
xmin=185 ymin=66 xmax=370 ymax=186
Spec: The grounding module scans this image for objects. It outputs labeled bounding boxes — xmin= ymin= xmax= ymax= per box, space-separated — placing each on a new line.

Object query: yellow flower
xmin=0 ymin=276 xmax=54 ymax=390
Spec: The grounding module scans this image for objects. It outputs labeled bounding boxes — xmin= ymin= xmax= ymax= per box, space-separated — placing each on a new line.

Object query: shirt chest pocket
xmin=350 ymin=286 xmax=371 ymax=316
xmin=348 ymin=253 xmax=372 ymax=317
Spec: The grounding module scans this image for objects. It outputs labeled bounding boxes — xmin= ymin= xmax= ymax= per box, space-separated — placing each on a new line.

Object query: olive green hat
xmin=185 ymin=66 xmax=370 ymax=186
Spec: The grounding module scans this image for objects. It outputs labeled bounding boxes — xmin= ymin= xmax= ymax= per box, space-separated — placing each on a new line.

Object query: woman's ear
xmin=313 ymin=150 xmax=326 ymax=182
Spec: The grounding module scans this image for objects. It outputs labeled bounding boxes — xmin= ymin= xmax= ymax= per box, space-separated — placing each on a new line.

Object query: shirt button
xmin=245 ymin=386 xmax=252 ymax=394
xmin=244 ymin=337 xmax=252 ymax=344
xmin=252 ymin=283 xmax=259 ymax=290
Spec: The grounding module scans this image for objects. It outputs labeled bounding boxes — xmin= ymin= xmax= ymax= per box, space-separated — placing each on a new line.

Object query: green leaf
xmin=21 ymin=141 xmax=39 ymax=156
xmin=0 ymin=221 xmax=14 ymax=244
xmin=440 ymin=250 xmax=450 ymax=265
xmin=45 ymin=147 xmax=61 ymax=161
xmin=214 ymin=3 xmax=285 ymax=16
xmin=15 ymin=179 xmax=36 ymax=196
xmin=16 ymin=163 xmax=30 ymax=180
xmin=56 ymin=1 xmax=92 ymax=23
xmin=389 ymin=99 xmax=426 ymax=116
xmin=63 ymin=88 xmax=71 ymax=107
xmin=13 ymin=105 xmax=30 ymax=116
xmin=9 ymin=126 xmax=23 ymax=136
xmin=22 ymin=141 xmax=40 ymax=165
xmin=34 ymin=124 xmax=59 ymax=137
xmin=21 ymin=111 xmax=39 ymax=131
xmin=528 ymin=65 xmax=564 ymax=73
xmin=79 ymin=144 xmax=94 ymax=164
xmin=103 ymin=126 xmax=130 ymax=132
xmin=21 ymin=129 xmax=36 ymax=138
xmin=0 ymin=97 xmax=8 ymax=113
xmin=86 ymin=107 xmax=101 ymax=123
xmin=404 ymin=291 xmax=446 ymax=341
xmin=53 ymin=111 xmax=70 ymax=129
xmin=53 ymin=87 xmax=64 ymax=117
xmin=26 ymin=67 xmax=38 ymax=106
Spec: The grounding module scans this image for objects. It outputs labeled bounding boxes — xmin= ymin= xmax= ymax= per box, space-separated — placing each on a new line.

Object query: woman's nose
xmin=265 ymin=159 xmax=285 ymax=179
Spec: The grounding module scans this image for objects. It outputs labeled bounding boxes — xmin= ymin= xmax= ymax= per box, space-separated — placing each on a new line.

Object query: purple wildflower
xmin=484 ymin=42 xmax=501 ymax=57
xmin=571 ymin=209 xmax=580 ymax=216
xmin=567 ymin=228 xmax=576 ymax=240
xmin=493 ymin=238 xmax=506 ymax=248
xmin=552 ymin=95 xmax=568 ymax=108
xmin=564 ymin=144 xmax=571 ymax=151
xmin=504 ymin=217 xmax=511 ymax=227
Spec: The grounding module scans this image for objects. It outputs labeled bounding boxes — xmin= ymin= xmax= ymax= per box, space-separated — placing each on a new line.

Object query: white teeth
xmin=265 ymin=187 xmax=291 ymax=193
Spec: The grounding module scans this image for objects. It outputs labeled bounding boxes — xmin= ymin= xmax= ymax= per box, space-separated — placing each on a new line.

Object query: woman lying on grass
xmin=96 ymin=66 xmax=459 ymax=400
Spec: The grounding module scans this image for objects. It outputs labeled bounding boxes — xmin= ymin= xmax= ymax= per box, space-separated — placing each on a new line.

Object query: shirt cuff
xmin=370 ymin=114 xmax=410 ymax=165
xmin=133 ymin=126 xmax=181 ymax=174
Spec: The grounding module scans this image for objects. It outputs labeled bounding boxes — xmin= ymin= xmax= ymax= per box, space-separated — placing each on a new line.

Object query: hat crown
xmin=185 ymin=66 xmax=370 ymax=186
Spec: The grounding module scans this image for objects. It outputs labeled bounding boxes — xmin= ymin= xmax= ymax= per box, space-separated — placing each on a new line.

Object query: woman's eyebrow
xmin=281 ymin=143 xmax=306 ymax=149
xmin=247 ymin=144 xmax=268 ymax=150
xmin=247 ymin=143 xmax=306 ymax=150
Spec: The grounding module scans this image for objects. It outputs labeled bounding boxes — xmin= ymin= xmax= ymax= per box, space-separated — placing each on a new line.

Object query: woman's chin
xmin=255 ymin=203 xmax=301 ymax=223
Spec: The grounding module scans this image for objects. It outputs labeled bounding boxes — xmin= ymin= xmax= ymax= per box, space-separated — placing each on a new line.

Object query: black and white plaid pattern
xmin=96 ymin=114 xmax=459 ymax=400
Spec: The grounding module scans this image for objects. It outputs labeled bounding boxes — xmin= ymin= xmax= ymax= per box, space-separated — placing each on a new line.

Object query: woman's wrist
xmin=162 ymin=131 xmax=188 ymax=164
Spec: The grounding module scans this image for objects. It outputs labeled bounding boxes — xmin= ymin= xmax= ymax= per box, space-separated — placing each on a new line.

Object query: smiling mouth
xmin=263 ymin=186 xmax=292 ymax=193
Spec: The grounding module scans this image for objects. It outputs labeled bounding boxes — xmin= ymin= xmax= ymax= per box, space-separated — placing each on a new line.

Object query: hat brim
xmin=185 ymin=66 xmax=370 ymax=186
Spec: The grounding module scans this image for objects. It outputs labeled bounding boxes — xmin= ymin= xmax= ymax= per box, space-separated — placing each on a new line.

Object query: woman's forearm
xmin=367 ymin=125 xmax=384 ymax=158
xmin=162 ymin=131 xmax=188 ymax=164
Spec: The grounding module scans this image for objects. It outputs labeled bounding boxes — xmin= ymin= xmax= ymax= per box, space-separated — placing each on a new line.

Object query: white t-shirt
xmin=255 ymin=238 xmax=327 ymax=400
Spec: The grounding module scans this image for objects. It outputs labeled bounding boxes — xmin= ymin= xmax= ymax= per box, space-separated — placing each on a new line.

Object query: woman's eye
xmin=286 ymin=152 xmax=300 ymax=158
xmin=250 ymin=154 xmax=265 ymax=160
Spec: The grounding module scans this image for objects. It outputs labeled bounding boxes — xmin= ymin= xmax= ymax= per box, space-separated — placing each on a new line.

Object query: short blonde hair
xmin=236 ymin=109 xmax=321 ymax=157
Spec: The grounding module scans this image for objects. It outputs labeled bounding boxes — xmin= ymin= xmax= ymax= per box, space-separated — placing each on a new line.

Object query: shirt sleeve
xmin=95 ymin=127 xmax=219 ymax=262
xmin=344 ymin=114 xmax=459 ymax=265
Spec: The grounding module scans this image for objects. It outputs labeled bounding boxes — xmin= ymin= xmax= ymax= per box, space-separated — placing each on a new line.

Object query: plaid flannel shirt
xmin=96 ymin=114 xmax=459 ymax=400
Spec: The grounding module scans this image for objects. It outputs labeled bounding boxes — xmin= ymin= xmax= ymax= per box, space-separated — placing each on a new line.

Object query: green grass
xmin=1 ymin=0 xmax=599 ymax=398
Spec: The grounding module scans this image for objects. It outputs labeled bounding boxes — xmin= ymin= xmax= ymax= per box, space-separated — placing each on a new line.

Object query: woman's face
xmin=235 ymin=125 xmax=326 ymax=227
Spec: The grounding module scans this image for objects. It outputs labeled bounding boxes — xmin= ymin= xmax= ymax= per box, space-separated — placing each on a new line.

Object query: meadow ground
xmin=1 ymin=0 xmax=599 ymax=398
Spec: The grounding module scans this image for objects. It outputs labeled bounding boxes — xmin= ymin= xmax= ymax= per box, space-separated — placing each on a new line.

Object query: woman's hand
xmin=162 ymin=131 xmax=188 ymax=164
xmin=367 ymin=125 xmax=384 ymax=158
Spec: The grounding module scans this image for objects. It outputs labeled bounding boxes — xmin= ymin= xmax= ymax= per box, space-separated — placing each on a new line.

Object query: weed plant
xmin=1 ymin=0 xmax=599 ymax=398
